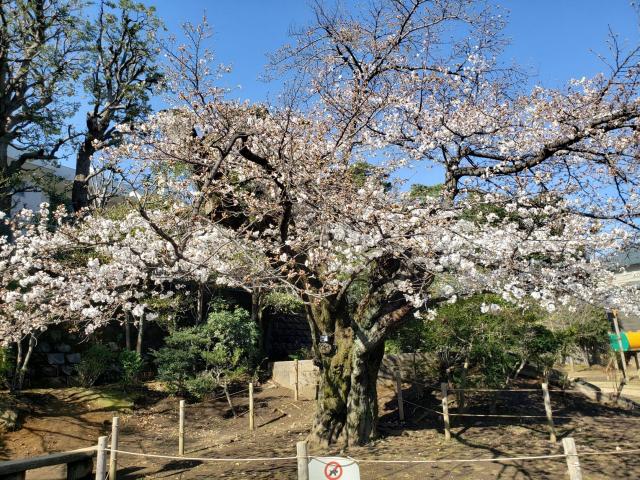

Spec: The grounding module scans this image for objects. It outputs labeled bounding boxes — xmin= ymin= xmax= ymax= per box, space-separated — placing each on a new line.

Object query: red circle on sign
xmin=324 ymin=461 xmax=343 ymax=479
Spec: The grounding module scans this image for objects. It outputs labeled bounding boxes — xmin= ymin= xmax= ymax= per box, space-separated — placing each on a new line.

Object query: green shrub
xmin=185 ymin=371 xmax=217 ymax=399
xmin=119 ymin=350 xmax=143 ymax=387
xmin=77 ymin=344 xmax=116 ymax=387
xmin=153 ymin=300 xmax=259 ymax=399
xmin=153 ymin=329 xmax=205 ymax=394
xmin=389 ymin=294 xmax=578 ymax=387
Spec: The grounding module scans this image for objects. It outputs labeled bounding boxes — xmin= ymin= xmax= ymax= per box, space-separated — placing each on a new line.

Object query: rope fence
xmin=402 ymin=398 xmax=572 ymax=419
xmin=103 ymin=444 xmax=640 ymax=463
xmin=82 ymin=439 xmax=640 ymax=480
xmin=387 ymin=373 xmax=602 ymax=443
xmin=4 ymin=375 xmax=640 ymax=480
xmin=92 ymin=374 xmax=639 ymax=480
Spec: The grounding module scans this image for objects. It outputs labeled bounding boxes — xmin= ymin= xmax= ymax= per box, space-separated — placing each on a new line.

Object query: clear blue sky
xmin=61 ymin=0 xmax=639 ymax=180
xmin=146 ymin=0 xmax=639 ymax=101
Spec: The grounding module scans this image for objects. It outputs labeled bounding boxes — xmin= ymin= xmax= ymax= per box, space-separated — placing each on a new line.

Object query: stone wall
xmin=270 ymin=360 xmax=318 ymax=400
xmin=270 ymin=353 xmax=431 ymax=398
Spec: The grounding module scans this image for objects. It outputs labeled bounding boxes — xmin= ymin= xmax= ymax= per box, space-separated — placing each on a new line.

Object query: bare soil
xmin=2 ymin=380 xmax=640 ymax=479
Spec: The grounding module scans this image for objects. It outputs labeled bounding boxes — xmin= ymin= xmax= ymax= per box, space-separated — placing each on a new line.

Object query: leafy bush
xmin=119 ymin=350 xmax=143 ymax=388
xmin=0 ymin=347 xmax=13 ymax=389
xmin=185 ymin=371 xmax=217 ymax=399
xmin=388 ymin=294 xmax=589 ymax=387
xmin=263 ymin=290 xmax=304 ymax=314
xmin=76 ymin=344 xmax=116 ymax=387
xmin=153 ymin=300 xmax=259 ymax=399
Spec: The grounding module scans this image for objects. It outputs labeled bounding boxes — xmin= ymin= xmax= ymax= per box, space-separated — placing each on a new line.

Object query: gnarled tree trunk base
xmin=308 ymin=326 xmax=384 ymax=447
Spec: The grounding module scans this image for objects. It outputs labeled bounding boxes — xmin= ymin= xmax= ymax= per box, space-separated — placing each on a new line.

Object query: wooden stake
xmin=612 ymin=310 xmax=628 ymax=378
xmin=458 ymin=358 xmax=469 ymax=411
xmin=541 ymin=382 xmax=556 ymax=443
xmin=635 ymin=352 xmax=640 ymax=373
xmin=249 ymin=382 xmax=255 ymax=431
xmin=395 ymin=371 xmax=405 ymax=422
xmin=296 ymin=441 xmax=309 ymax=480
xmin=95 ymin=436 xmax=108 ymax=480
xmin=108 ymin=417 xmax=119 ymax=480
xmin=569 ymin=356 xmax=575 ymax=373
xmin=562 ymin=437 xmax=583 ymax=480
xmin=441 ymin=382 xmax=451 ymax=440
xmin=294 ymin=359 xmax=299 ymax=401
xmin=178 ymin=400 xmax=185 ymax=456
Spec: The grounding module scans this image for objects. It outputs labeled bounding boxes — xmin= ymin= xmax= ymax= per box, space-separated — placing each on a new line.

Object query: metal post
xmin=95 ymin=436 xmax=108 ymax=480
xmin=178 ymin=400 xmax=185 ymax=456
xmin=296 ymin=440 xmax=309 ymax=480
xmin=108 ymin=417 xmax=119 ymax=480
xmin=562 ymin=437 xmax=583 ymax=480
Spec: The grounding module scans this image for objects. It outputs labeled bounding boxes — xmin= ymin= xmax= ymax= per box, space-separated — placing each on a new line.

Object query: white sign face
xmin=308 ymin=457 xmax=360 ymax=480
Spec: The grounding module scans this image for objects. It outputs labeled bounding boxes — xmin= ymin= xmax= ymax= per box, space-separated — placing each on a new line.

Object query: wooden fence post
xmin=562 ymin=437 xmax=583 ymax=480
xmin=441 ymin=382 xmax=451 ymax=440
xmin=296 ymin=440 xmax=309 ymax=480
xmin=108 ymin=416 xmax=119 ymax=480
xmin=294 ymin=359 xmax=299 ymax=401
xmin=612 ymin=310 xmax=628 ymax=378
xmin=249 ymin=382 xmax=255 ymax=431
xmin=178 ymin=400 xmax=185 ymax=456
xmin=569 ymin=356 xmax=575 ymax=373
xmin=396 ymin=371 xmax=405 ymax=422
xmin=95 ymin=436 xmax=108 ymax=480
xmin=541 ymin=382 xmax=557 ymax=443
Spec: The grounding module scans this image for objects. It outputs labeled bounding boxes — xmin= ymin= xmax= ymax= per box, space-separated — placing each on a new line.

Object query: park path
xmin=561 ymin=363 xmax=640 ymax=402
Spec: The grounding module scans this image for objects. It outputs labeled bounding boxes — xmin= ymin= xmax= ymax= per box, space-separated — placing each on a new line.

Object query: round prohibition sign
xmin=324 ymin=460 xmax=343 ymax=479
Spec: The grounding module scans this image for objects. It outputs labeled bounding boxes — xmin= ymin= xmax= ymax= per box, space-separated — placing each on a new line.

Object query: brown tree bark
xmin=124 ymin=314 xmax=132 ymax=350
xmin=136 ymin=316 xmax=144 ymax=355
xmin=0 ymin=142 xmax=12 ymax=216
xmin=13 ymin=334 xmax=37 ymax=391
xmin=72 ymin=134 xmax=95 ymax=212
xmin=309 ymin=321 xmax=385 ymax=446
xmin=304 ymin=294 xmax=407 ymax=447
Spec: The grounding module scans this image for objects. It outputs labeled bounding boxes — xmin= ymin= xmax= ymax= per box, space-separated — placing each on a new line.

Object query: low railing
xmin=0 ymin=447 xmax=95 ymax=480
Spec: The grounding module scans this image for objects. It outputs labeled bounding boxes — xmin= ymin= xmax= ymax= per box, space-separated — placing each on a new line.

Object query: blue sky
xmin=147 ymin=0 xmax=639 ymax=101
xmin=61 ymin=0 xmax=639 ymax=180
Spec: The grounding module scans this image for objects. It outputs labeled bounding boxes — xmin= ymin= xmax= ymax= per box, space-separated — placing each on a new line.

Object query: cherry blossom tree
xmin=91 ymin=1 xmax=640 ymax=446
xmin=1 ymin=1 xmax=639 ymax=446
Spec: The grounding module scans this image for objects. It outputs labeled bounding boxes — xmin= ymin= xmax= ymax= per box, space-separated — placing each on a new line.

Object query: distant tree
xmin=72 ymin=0 xmax=162 ymax=212
xmin=0 ymin=0 xmax=87 ymax=214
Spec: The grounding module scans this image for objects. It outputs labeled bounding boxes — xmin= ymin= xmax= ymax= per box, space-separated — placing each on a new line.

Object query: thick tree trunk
xmin=250 ymin=287 xmax=265 ymax=355
xmin=0 ymin=141 xmax=13 ymax=217
xmin=309 ymin=321 xmax=385 ymax=446
xmin=72 ymin=135 xmax=95 ymax=212
xmin=13 ymin=334 xmax=36 ymax=391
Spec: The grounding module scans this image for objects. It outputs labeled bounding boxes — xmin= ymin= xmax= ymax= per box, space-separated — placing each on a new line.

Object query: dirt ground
xmin=2 ymin=380 xmax=640 ymax=479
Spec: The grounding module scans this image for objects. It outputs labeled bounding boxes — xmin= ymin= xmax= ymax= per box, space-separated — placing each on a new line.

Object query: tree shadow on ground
xmin=374 ymin=382 xmax=640 ymax=479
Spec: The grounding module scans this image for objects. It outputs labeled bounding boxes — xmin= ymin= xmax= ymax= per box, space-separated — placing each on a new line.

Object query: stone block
xmin=41 ymin=365 xmax=59 ymax=377
xmin=55 ymin=343 xmax=72 ymax=353
xmin=66 ymin=353 xmax=81 ymax=364
xmin=47 ymin=353 xmax=65 ymax=365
